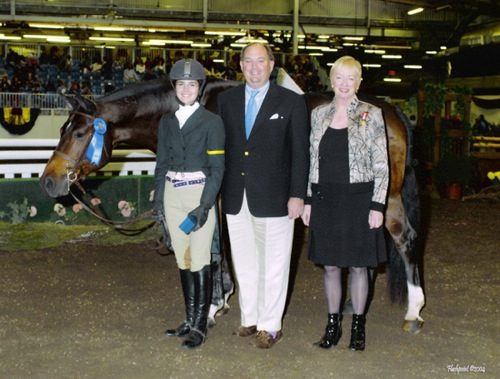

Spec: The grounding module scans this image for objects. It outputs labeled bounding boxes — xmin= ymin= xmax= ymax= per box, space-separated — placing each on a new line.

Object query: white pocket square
xmin=269 ymin=113 xmax=279 ymax=120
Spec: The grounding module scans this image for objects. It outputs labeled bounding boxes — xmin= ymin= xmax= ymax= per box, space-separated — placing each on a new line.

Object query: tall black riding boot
xmin=182 ymin=265 xmax=212 ymax=349
xmin=349 ymin=314 xmax=366 ymax=351
xmin=165 ymin=269 xmax=195 ymax=337
xmin=315 ymin=313 xmax=342 ymax=349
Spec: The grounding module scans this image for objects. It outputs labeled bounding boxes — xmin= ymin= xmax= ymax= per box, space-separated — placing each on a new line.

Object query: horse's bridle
xmin=53 ymin=110 xmax=157 ymax=235
xmin=57 ymin=111 xmax=110 ymax=192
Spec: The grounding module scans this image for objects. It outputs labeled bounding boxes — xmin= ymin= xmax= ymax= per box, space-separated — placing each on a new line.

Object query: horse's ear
xmin=64 ymin=94 xmax=97 ymax=114
xmin=63 ymin=94 xmax=80 ymax=110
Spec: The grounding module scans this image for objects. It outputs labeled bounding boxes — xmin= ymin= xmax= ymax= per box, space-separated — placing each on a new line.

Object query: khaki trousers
xmin=163 ymin=181 xmax=215 ymax=271
xmin=226 ymin=192 xmax=295 ymax=332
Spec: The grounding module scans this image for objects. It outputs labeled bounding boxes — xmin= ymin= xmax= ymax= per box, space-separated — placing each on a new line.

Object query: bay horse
xmin=40 ymin=78 xmax=425 ymax=333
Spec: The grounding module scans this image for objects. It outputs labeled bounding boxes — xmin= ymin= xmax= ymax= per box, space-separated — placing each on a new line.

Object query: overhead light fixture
xmin=362 ymin=63 xmax=382 ymax=68
xmin=28 ymin=23 xmax=65 ymax=29
xmin=0 ymin=34 xmax=21 ymax=40
xmin=404 ymin=65 xmax=422 ymax=69
xmin=407 ymin=7 xmax=424 ymax=15
xmin=440 ymin=46 xmax=447 ymax=50
xmin=93 ymin=27 xmax=126 ymax=32
xmin=235 ymin=37 xmax=268 ymax=44
xmin=149 ymin=28 xmax=185 ymax=33
xmin=343 ymin=36 xmax=364 ymax=41
xmin=367 ymin=44 xmax=412 ymax=50
xmin=309 ymin=53 xmax=323 ymax=56
xmin=191 ymin=42 xmax=212 ymax=48
xmin=230 ymin=43 xmax=246 ymax=48
xmin=364 ymin=49 xmax=386 ymax=54
xmin=213 ymin=59 xmax=225 ymax=63
xmin=90 ymin=36 xmax=134 ymax=42
xmin=384 ymin=78 xmax=402 ymax=82
xmin=47 ymin=37 xmax=71 ymax=43
xmin=382 ymin=54 xmax=402 ymax=59
xmin=23 ymin=34 xmax=69 ymax=41
xmin=205 ymin=31 xmax=245 ymax=36
xmin=425 ymin=50 xmax=438 ymax=55
xmin=343 ymin=42 xmax=356 ymax=47
xmin=143 ymin=39 xmax=193 ymax=45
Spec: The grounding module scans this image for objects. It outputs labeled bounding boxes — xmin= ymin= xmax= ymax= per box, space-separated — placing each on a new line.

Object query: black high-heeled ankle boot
xmin=349 ymin=314 xmax=366 ymax=351
xmin=315 ymin=313 xmax=342 ymax=349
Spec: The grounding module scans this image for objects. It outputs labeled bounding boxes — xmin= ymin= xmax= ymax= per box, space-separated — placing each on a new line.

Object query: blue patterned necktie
xmin=245 ymin=89 xmax=259 ymax=139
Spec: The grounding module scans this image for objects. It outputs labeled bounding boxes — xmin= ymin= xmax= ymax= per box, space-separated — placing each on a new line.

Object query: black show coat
xmin=217 ymin=83 xmax=309 ymax=217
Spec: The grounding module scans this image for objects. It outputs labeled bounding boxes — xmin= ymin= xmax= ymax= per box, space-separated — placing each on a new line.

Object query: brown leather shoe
xmin=255 ymin=330 xmax=283 ymax=349
xmin=234 ymin=325 xmax=257 ymax=337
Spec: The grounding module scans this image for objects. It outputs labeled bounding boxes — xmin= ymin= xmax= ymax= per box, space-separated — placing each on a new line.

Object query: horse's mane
xmin=95 ymin=78 xmax=241 ymax=122
xmin=100 ymin=78 xmax=172 ymax=103
xmin=96 ymin=79 xmax=176 ymax=122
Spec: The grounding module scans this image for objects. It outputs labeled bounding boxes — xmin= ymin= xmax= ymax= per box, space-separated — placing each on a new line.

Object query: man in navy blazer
xmin=217 ymin=43 xmax=309 ymax=348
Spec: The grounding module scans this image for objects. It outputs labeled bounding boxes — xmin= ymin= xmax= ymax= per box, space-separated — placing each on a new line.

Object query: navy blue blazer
xmin=217 ymin=83 xmax=309 ymax=217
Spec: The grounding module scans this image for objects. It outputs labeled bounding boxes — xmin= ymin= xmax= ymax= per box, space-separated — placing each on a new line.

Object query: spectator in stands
xmin=80 ymin=60 xmax=91 ymax=76
xmin=67 ymin=81 xmax=81 ymax=95
xmin=91 ymin=58 xmax=103 ymax=73
xmin=81 ymin=80 xmax=92 ymax=96
xmin=123 ymin=63 xmax=140 ymax=84
xmin=56 ymin=80 xmax=67 ymax=95
xmin=102 ymin=56 xmax=113 ymax=80
xmin=22 ymin=72 xmax=42 ymax=93
xmin=154 ymin=57 xmax=166 ymax=76
xmin=49 ymin=46 xmax=61 ymax=65
xmin=9 ymin=74 xmax=22 ymax=92
xmin=142 ymin=67 xmax=157 ymax=81
xmin=134 ymin=57 xmax=146 ymax=76
xmin=0 ymin=75 xmax=10 ymax=92
xmin=45 ymin=79 xmax=56 ymax=93
xmin=60 ymin=54 xmax=72 ymax=72
xmin=5 ymin=49 xmax=22 ymax=70
xmin=39 ymin=46 xmax=50 ymax=66
xmin=144 ymin=56 xmax=153 ymax=71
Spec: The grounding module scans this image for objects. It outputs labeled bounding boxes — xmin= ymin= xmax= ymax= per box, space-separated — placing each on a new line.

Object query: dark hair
xmin=241 ymin=43 xmax=275 ymax=61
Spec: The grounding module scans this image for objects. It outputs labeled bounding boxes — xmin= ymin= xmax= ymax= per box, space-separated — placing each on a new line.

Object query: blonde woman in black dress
xmin=302 ymin=56 xmax=389 ymax=351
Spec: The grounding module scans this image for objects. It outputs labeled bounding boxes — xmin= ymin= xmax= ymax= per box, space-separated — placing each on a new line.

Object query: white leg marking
xmin=405 ymin=282 xmax=425 ymax=321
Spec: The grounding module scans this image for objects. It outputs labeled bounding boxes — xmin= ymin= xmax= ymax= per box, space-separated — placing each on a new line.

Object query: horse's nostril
xmin=43 ymin=176 xmax=54 ymax=191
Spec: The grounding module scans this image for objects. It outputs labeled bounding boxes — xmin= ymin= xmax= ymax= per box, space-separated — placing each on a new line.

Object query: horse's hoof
xmin=219 ymin=304 xmax=230 ymax=316
xmin=207 ymin=317 xmax=216 ymax=328
xmin=402 ymin=319 xmax=424 ymax=334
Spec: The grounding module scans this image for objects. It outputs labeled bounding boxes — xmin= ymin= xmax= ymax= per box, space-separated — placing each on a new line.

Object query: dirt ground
xmin=0 ymin=198 xmax=498 ymax=379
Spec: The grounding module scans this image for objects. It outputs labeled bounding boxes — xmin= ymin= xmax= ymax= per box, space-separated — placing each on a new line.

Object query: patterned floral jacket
xmin=307 ymin=96 xmax=389 ymax=211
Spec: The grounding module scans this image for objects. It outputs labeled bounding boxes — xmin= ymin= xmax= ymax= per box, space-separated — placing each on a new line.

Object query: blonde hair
xmin=330 ymin=56 xmax=362 ymax=80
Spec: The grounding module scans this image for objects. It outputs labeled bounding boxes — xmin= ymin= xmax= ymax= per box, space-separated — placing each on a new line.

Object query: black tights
xmin=323 ymin=266 xmax=368 ymax=315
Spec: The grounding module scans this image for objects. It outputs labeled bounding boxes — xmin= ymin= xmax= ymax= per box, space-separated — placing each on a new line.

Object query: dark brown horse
xmin=40 ymin=78 xmax=424 ymax=333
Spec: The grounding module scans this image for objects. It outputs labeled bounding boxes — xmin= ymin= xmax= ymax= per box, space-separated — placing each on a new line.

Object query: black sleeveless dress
xmin=308 ymin=127 xmax=386 ymax=267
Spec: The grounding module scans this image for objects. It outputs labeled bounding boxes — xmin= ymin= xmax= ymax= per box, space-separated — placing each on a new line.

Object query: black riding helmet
xmin=169 ymin=58 xmax=206 ymax=105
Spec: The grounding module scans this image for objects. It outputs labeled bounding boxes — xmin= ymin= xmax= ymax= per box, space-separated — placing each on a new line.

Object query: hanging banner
xmin=0 ymin=107 xmax=41 ymax=135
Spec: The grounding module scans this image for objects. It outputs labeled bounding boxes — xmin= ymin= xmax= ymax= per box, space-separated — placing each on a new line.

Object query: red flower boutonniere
xmin=359 ymin=112 xmax=369 ymax=127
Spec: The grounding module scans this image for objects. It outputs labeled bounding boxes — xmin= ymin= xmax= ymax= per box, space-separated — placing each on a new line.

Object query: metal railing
xmin=0 ymin=92 xmax=68 ymax=109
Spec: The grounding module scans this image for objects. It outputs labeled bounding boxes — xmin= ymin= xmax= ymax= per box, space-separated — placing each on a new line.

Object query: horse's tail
xmin=388 ymin=107 xmax=421 ymax=303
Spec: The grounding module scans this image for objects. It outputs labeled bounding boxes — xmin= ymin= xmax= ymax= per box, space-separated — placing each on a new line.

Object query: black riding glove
xmin=187 ymin=205 xmax=210 ymax=232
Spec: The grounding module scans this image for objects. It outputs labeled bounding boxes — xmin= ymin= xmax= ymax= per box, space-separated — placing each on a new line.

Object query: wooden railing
xmin=0 ymin=139 xmax=156 ymax=179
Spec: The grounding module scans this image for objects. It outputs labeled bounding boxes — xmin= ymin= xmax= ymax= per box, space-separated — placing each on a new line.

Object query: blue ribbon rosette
xmin=85 ymin=118 xmax=107 ymax=166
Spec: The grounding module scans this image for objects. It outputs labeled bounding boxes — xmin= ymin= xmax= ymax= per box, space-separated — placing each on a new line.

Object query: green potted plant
xmin=433 ymin=154 xmax=474 ymax=200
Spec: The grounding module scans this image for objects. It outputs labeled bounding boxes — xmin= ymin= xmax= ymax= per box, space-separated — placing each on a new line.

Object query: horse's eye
xmin=74 ymin=131 xmax=86 ymax=139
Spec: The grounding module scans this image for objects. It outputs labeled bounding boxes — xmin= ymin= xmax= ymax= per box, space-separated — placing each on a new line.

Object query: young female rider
xmin=153 ymin=59 xmax=225 ymax=349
